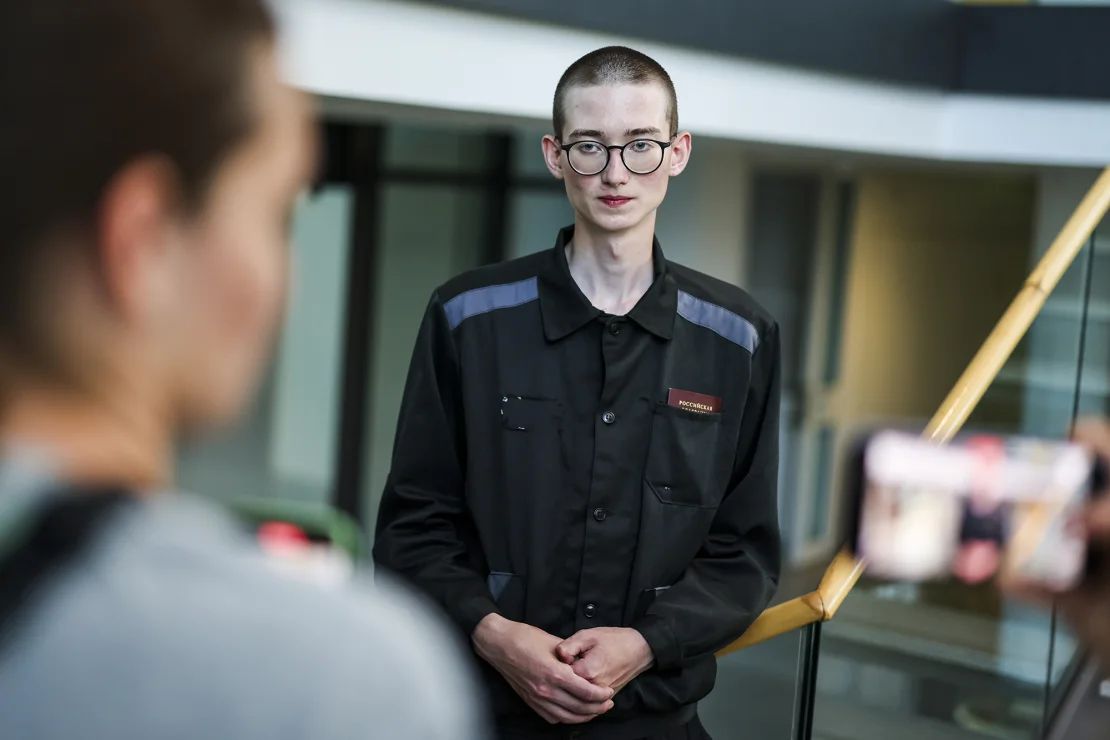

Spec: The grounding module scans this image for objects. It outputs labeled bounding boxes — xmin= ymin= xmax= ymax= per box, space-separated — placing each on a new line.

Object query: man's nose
xmin=601 ymin=148 xmax=631 ymax=186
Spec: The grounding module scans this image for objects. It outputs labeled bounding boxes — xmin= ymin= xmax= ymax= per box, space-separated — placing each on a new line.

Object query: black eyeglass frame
xmin=558 ymin=137 xmax=675 ymax=176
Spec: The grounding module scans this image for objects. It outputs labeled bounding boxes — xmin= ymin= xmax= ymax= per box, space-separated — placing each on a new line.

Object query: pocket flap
xmin=500 ymin=395 xmax=559 ymax=431
xmin=648 ymin=479 xmax=716 ymax=508
xmin=487 ymin=571 xmax=516 ymax=601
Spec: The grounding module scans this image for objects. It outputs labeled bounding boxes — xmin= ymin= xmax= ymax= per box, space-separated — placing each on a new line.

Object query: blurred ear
xmin=541 ymin=134 xmax=566 ymax=181
xmin=668 ymin=131 xmax=692 ymax=177
xmin=96 ymin=156 xmax=183 ymax=324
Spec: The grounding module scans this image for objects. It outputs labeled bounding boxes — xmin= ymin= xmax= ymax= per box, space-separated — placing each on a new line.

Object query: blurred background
xmin=177 ymin=1 xmax=1110 ymax=737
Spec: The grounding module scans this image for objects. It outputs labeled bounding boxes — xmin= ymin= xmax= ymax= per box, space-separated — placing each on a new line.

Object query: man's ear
xmin=541 ymin=135 xmax=566 ymax=181
xmin=668 ymin=131 xmax=693 ymax=177
xmin=96 ymin=155 xmax=182 ymax=323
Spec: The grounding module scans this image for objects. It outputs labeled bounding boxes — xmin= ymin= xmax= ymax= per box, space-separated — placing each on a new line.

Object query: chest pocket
xmin=500 ymin=395 xmax=558 ymax=432
xmin=499 ymin=394 xmax=567 ymax=485
xmin=644 ymin=402 xmax=733 ymax=508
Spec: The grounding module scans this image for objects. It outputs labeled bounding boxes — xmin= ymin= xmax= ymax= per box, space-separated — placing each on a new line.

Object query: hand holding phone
xmin=1007 ymin=420 xmax=1110 ymax=669
xmin=848 ymin=429 xmax=1099 ymax=591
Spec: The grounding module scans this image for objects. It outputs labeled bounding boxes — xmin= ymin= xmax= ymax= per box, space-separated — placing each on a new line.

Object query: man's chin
xmin=581 ymin=207 xmax=649 ymax=235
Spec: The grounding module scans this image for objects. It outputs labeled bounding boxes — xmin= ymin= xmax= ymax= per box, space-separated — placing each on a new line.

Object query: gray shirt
xmin=0 ymin=454 xmax=489 ymax=740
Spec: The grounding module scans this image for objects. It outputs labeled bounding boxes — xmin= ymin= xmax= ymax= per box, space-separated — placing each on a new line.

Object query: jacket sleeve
xmin=372 ymin=293 xmax=498 ymax=637
xmin=632 ymin=322 xmax=782 ymax=670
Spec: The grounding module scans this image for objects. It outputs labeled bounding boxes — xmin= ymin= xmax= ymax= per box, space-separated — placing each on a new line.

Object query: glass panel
xmin=177 ymin=185 xmax=353 ymax=505
xmin=1074 ymin=223 xmax=1110 ymax=419
xmin=823 ymin=182 xmax=854 ymax=385
xmin=701 ymin=632 xmax=802 ymax=739
xmin=383 ymin=123 xmax=492 ymax=174
xmin=507 ymin=190 xmax=572 ymax=259
xmin=512 ymin=127 xmax=553 ymax=179
xmin=812 ymin=237 xmax=1093 ymax=738
xmin=1046 ymin=218 xmax=1110 ymax=713
xmin=361 ymin=182 xmax=488 ymax=532
xmin=808 ymin=426 xmax=836 ymax=541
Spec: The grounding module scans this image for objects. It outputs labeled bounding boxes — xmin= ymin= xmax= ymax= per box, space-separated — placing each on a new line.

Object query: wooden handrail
xmin=717 ymin=165 xmax=1110 ymax=657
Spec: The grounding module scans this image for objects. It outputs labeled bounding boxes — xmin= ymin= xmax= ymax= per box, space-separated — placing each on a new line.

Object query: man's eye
xmin=576 ymin=143 xmax=602 ymax=154
xmin=631 ymin=141 xmax=651 ymax=152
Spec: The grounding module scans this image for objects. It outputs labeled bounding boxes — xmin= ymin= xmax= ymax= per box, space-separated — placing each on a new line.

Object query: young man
xmin=375 ymin=46 xmax=781 ymax=739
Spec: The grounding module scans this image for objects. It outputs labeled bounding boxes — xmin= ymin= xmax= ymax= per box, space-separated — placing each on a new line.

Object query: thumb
xmin=1087 ymin=498 xmax=1110 ymax=538
xmin=556 ymin=632 xmax=594 ymax=663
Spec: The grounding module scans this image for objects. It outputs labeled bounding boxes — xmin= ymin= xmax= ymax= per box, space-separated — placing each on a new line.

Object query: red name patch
xmin=666 ymin=388 xmax=722 ymax=415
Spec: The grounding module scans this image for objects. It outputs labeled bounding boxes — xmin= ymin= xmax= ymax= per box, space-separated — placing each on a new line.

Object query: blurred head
xmin=543 ymin=46 xmax=691 ymax=236
xmin=0 ymin=1 xmax=316 ymax=431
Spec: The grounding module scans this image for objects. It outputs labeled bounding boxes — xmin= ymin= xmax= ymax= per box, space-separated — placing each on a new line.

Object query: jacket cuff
xmin=453 ymin=593 xmax=499 ymax=638
xmin=632 ymin=613 xmax=682 ymax=671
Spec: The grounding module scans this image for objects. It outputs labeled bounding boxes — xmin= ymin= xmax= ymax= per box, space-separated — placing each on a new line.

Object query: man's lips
xmin=599 ymin=196 xmax=633 ymax=208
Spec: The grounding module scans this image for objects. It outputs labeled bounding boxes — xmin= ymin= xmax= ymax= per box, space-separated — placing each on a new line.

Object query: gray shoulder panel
xmin=676 ymin=290 xmax=760 ymax=353
xmin=443 ymin=277 xmax=539 ymax=330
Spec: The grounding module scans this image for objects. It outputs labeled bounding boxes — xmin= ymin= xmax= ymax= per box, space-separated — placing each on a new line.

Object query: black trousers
xmin=496 ymin=716 xmax=712 ymax=740
xmin=644 ymin=716 xmax=712 ymax=740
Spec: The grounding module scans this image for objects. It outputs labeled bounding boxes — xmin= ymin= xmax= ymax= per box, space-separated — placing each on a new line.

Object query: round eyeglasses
xmin=560 ymin=138 xmax=673 ymax=176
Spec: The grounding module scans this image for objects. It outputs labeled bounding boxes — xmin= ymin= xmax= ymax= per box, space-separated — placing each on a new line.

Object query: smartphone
xmin=846 ymin=430 xmax=1101 ymax=591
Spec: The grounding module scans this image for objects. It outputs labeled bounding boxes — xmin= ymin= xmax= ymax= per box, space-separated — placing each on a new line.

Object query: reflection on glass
xmin=361 ymin=183 xmax=488 ymax=531
xmin=701 ymin=633 xmax=801 ymax=739
xmin=384 ymin=124 xmax=491 ymax=173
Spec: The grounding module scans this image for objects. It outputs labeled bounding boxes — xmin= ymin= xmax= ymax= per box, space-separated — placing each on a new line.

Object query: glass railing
xmin=810 ymin=250 xmax=1093 ymax=740
xmin=713 ymin=169 xmax=1110 ymax=740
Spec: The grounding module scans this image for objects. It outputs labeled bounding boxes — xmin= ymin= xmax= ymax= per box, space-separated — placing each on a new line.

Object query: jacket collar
xmin=538 ymin=225 xmax=676 ymax=342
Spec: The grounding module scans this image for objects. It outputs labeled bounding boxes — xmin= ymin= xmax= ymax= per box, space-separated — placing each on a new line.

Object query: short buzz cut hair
xmin=552 ymin=46 xmax=678 ymax=140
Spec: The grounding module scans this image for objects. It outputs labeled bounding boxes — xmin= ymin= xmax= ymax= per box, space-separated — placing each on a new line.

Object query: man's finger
xmin=507 ymin=679 xmax=560 ymax=725
xmin=543 ymin=687 xmax=614 ymax=717
xmin=529 ymin=701 xmax=560 ymax=725
xmin=1086 ymin=498 xmax=1110 ymax=537
xmin=553 ymin=666 xmax=614 ymax=702
xmin=555 ymin=642 xmax=576 ymax=664
xmin=1073 ymin=419 xmax=1110 ymax=462
xmin=556 ymin=631 xmax=595 ymax=662
xmin=570 ymin=654 xmax=604 ymax=683
xmin=534 ymin=699 xmax=605 ymax=726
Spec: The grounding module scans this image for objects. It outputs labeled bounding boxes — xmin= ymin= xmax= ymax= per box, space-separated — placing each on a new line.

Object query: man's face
xmin=543 ymin=82 xmax=691 ymax=237
xmin=165 ymin=43 xmax=317 ymax=428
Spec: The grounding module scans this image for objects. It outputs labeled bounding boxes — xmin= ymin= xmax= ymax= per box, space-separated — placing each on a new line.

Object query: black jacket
xmin=374 ymin=227 xmax=781 ymax=739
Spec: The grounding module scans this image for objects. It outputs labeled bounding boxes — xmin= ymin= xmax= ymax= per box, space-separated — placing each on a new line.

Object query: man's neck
xmin=565 ymin=215 xmax=656 ymax=316
xmin=0 ymin=381 xmax=173 ymax=493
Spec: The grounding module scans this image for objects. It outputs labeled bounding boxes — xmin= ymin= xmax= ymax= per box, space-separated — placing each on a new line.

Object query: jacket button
xmin=592 ymin=507 xmax=607 ymax=522
xmin=608 ymin=322 xmax=622 ymax=336
xmin=602 ymin=411 xmax=616 ymax=424
xmin=583 ymin=603 xmax=597 ymax=618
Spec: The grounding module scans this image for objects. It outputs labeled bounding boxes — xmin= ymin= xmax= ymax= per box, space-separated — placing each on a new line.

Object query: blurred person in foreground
xmin=0 ymin=2 xmax=485 ymax=738
xmin=1006 ymin=420 xmax=1110 ymax=669
xmin=375 ymin=46 xmax=781 ymax=740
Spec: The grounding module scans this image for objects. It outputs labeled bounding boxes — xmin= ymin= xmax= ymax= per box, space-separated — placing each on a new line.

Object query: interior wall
xmin=835 ymin=170 xmax=1036 ymax=427
xmin=279 ymin=0 xmax=1110 ymax=166
xmin=656 ymin=138 xmax=751 ymax=287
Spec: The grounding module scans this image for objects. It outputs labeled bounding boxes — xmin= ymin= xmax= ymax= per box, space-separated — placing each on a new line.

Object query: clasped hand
xmin=473 ymin=615 xmax=654 ymax=725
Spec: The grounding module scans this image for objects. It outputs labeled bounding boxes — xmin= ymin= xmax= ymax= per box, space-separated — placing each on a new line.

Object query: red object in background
xmin=257 ymin=521 xmax=311 ymax=550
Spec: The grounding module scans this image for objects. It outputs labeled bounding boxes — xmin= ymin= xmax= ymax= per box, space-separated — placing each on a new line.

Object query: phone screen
xmin=852 ymin=431 xmax=1095 ymax=590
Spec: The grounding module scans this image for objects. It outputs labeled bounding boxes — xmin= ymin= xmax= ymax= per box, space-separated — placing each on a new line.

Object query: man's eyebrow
xmin=566 ymin=126 xmax=664 ymax=140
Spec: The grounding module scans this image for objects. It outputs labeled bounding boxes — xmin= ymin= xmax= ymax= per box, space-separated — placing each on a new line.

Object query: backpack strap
xmin=0 ymin=488 xmax=132 ymax=644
